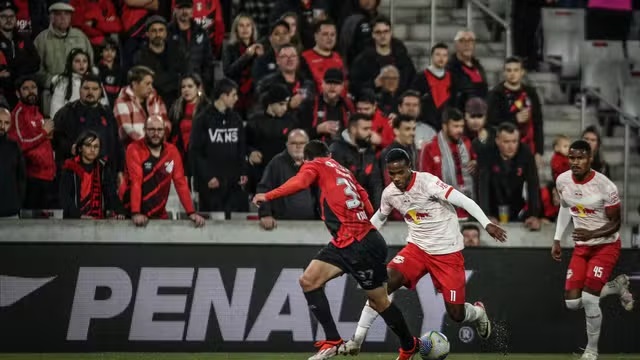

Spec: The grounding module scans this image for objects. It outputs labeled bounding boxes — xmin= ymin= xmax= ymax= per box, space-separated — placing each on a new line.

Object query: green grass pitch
xmin=1 ymin=354 xmax=640 ymax=360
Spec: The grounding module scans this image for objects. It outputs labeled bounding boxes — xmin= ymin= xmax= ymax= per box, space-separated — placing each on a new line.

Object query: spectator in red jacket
xmin=171 ymin=0 xmax=225 ymax=58
xmin=8 ymin=76 xmax=56 ymax=209
xmin=70 ymin=0 xmax=122 ymax=47
xmin=119 ymin=116 xmax=205 ymax=227
xmin=420 ymin=107 xmax=476 ymax=219
xmin=550 ymin=134 xmax=570 ymax=181
xmin=355 ymin=88 xmax=392 ymax=150
xmin=300 ymin=19 xmax=345 ymax=93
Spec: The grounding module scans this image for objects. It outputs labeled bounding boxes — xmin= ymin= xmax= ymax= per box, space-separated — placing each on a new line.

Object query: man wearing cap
xmin=134 ymin=15 xmax=187 ymax=107
xmin=70 ymin=0 xmax=122 ymax=47
xmin=299 ymin=67 xmax=353 ymax=143
xmin=0 ymin=0 xmax=39 ymax=108
xmin=168 ymin=0 xmax=215 ymax=91
xmin=252 ymin=19 xmax=291 ymax=82
xmin=171 ymin=0 xmax=225 ymax=58
xmin=34 ymin=2 xmax=93 ymax=96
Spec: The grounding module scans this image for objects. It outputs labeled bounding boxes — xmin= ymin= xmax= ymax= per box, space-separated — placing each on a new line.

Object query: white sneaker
xmin=473 ymin=301 xmax=491 ymax=340
xmin=308 ymin=340 xmax=343 ymax=360
xmin=580 ymin=348 xmax=598 ymax=360
xmin=339 ymin=339 xmax=361 ymax=356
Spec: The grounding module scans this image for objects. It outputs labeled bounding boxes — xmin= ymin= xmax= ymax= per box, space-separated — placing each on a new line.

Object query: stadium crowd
xmin=0 ymin=0 xmax=625 ymax=235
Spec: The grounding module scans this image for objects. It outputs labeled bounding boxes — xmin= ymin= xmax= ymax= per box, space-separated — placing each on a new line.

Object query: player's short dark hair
xmin=348 ymin=113 xmax=372 ymax=127
xmin=431 ymin=42 xmax=448 ymax=55
xmin=127 ymin=65 xmax=154 ymax=84
xmin=392 ymin=114 xmax=415 ymax=129
xmin=304 ymin=140 xmax=330 ymax=160
xmin=504 ymin=56 xmax=524 ymax=68
xmin=570 ymin=140 xmax=592 ymax=155
xmin=497 ymin=122 xmax=518 ymax=134
xmin=385 ymin=148 xmax=411 ymax=166
xmin=212 ymin=78 xmax=238 ymax=100
xmin=80 ymin=73 xmax=102 ymax=87
xmin=442 ymin=107 xmax=464 ymax=124
xmin=398 ymin=90 xmax=421 ymax=104
xmin=461 ymin=223 xmax=480 ymax=233
xmin=372 ymin=15 xmax=391 ymax=28
xmin=314 ymin=19 xmax=335 ymax=33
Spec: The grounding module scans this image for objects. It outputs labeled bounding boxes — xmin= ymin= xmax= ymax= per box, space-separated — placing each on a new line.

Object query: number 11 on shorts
xmin=450 ymin=290 xmax=457 ymax=302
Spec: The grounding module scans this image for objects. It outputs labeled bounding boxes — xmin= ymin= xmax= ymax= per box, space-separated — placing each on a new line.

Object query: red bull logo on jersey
xmin=405 ymin=209 xmax=430 ymax=224
xmin=571 ymin=204 xmax=597 ymax=217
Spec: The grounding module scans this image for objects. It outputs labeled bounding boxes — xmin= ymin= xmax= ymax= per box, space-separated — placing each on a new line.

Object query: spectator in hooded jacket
xmin=252 ymin=19 xmax=291 ymax=82
xmin=168 ymin=73 xmax=210 ymax=177
xmin=0 ymin=1 xmax=40 ymax=109
xmin=447 ymin=29 xmax=488 ymax=110
xmin=0 ymin=107 xmax=25 ymax=218
xmin=50 ymin=48 xmax=109 ymax=119
xmin=171 ymin=0 xmax=225 ymax=58
xmin=59 ymin=131 xmax=125 ymax=219
xmin=114 ymin=65 xmax=170 ymax=146
xmin=34 ymin=2 xmax=93 ymax=97
xmin=168 ymin=0 xmax=215 ymax=92
xmin=487 ymin=56 xmax=543 ymax=169
xmin=53 ymin=73 xmax=124 ymax=182
xmin=70 ymin=0 xmax=122 ymax=48
xmin=8 ymin=76 xmax=56 ymax=209
xmin=134 ymin=15 xmax=187 ymax=107
xmin=349 ymin=16 xmax=415 ymax=96
xmin=411 ymin=42 xmax=453 ymax=130
xmin=329 ymin=113 xmax=382 ymax=209
xmin=223 ymin=14 xmax=263 ymax=118
xmin=190 ymin=78 xmax=249 ymax=214
xmin=300 ymin=19 xmax=345 ymax=93
xmin=256 ymin=129 xmax=317 ymax=229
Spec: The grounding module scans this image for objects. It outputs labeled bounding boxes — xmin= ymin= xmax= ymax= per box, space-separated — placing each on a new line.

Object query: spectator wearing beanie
xmin=171 ymin=0 xmax=225 ymax=58
xmin=70 ymin=0 xmax=122 ymax=47
xmin=0 ymin=107 xmax=25 ymax=218
xmin=464 ymin=97 xmax=493 ymax=158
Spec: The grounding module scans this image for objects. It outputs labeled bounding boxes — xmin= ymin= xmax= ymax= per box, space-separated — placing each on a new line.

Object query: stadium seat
xmin=580 ymin=40 xmax=626 ymax=108
xmin=541 ymin=8 xmax=584 ymax=78
xmin=626 ymin=40 xmax=640 ymax=71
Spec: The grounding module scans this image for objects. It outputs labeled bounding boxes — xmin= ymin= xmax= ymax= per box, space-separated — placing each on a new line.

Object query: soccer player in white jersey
xmin=552 ymin=140 xmax=634 ymax=360
xmin=342 ymin=148 xmax=507 ymax=356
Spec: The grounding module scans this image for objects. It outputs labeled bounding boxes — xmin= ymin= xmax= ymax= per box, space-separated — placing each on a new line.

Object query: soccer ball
xmin=419 ymin=331 xmax=450 ymax=360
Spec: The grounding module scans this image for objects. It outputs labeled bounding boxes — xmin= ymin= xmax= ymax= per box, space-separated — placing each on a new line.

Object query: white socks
xmin=353 ymin=301 xmax=379 ymax=344
xmin=463 ymin=302 xmax=483 ymax=322
xmin=582 ymin=292 xmax=602 ymax=353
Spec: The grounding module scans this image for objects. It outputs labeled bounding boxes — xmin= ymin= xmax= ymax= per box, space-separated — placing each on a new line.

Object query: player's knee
xmin=565 ymin=298 xmax=583 ymax=311
xmin=367 ymin=294 xmax=390 ymax=313
xmin=581 ymin=291 xmax=600 ymax=312
xmin=299 ymin=274 xmax=321 ymax=292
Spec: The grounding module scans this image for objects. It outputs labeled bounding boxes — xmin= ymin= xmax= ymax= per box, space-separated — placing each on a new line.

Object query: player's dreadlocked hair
xmin=385 ymin=148 xmax=411 ymax=166
xmin=303 ymin=140 xmax=330 ymax=160
xmin=570 ymin=140 xmax=592 ymax=155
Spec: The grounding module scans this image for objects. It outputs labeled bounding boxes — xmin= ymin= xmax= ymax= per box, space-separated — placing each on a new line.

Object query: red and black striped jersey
xmin=119 ymin=140 xmax=194 ymax=218
xmin=265 ymin=157 xmax=374 ymax=248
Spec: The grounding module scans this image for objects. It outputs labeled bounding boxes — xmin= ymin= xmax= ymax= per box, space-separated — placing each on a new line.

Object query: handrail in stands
xmin=580 ymin=88 xmax=640 ymax=225
xmin=466 ymin=0 xmax=512 ymax=57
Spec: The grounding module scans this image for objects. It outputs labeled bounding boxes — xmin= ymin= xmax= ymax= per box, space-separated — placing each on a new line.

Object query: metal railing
xmin=580 ymin=88 xmax=640 ymax=225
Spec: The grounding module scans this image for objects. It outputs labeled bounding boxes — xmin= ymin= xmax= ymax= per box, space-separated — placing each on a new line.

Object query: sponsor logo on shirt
xmin=405 ymin=209 xmax=430 ymax=224
xmin=570 ymin=204 xmax=596 ymax=217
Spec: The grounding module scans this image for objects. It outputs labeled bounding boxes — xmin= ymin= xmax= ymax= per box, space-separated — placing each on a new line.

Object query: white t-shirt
xmin=380 ymin=171 xmax=463 ymax=255
xmin=556 ymin=170 xmax=620 ymax=246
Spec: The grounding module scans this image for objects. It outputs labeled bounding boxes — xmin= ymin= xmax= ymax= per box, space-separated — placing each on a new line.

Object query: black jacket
xmin=478 ymin=142 xmax=541 ymax=220
xmin=446 ymin=55 xmax=488 ymax=110
xmin=246 ymin=111 xmax=300 ymax=166
xmin=349 ymin=38 xmax=416 ymax=96
xmin=52 ymin=100 xmax=124 ymax=173
xmin=251 ymin=43 xmax=277 ymax=83
xmin=410 ymin=68 xmax=452 ymax=129
xmin=329 ymin=130 xmax=383 ymax=209
xmin=339 ymin=10 xmax=375 ymax=66
xmin=98 ymin=62 xmax=124 ymax=107
xmin=190 ymin=105 xmax=248 ymax=186
xmin=223 ymin=41 xmax=259 ymax=82
xmin=0 ymin=30 xmax=40 ymax=108
xmin=168 ymin=21 xmax=215 ymax=92
xmin=486 ymin=82 xmax=544 ymax=155
xmin=59 ymin=158 xmax=124 ymax=219
xmin=257 ymin=150 xmax=318 ymax=220
xmin=0 ymin=134 xmax=26 ymax=217
xmin=256 ymin=70 xmax=315 ymax=103
xmin=134 ymin=43 xmax=187 ymax=106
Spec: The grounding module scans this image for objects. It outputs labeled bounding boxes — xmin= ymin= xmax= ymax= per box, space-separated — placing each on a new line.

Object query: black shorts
xmin=314 ymin=229 xmax=388 ymax=290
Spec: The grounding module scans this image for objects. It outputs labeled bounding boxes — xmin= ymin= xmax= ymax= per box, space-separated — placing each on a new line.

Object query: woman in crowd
xmin=222 ymin=14 xmax=263 ymax=118
xmin=582 ymin=125 xmax=610 ymax=177
xmin=280 ymin=12 xmax=304 ymax=53
xmin=50 ymin=48 xmax=108 ymax=118
xmin=169 ymin=73 xmax=211 ymax=178
xmin=97 ymin=38 xmax=123 ymax=107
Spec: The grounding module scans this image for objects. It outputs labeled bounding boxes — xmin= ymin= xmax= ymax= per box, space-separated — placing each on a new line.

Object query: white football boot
xmin=473 ymin=301 xmax=492 ymax=340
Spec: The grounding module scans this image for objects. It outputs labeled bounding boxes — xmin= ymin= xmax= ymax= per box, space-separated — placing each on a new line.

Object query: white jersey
xmin=556 ymin=170 xmax=620 ymax=246
xmin=379 ymin=171 xmax=463 ymax=255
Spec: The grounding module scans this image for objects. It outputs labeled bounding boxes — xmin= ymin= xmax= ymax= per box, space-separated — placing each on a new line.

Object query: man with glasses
xmin=447 ymin=29 xmax=488 ymax=110
xmin=0 ymin=0 xmax=39 ymax=108
xmin=349 ymin=15 xmax=415 ymax=97
xmin=119 ymin=115 xmax=205 ymax=227
xmin=256 ymin=129 xmax=317 ymax=230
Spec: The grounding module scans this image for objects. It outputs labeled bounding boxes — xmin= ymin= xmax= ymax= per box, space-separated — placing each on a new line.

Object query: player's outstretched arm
xmin=253 ymin=168 xmax=317 ymax=206
xmin=370 ymin=210 xmax=388 ymax=230
xmin=447 ymin=188 xmax=507 ymax=242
